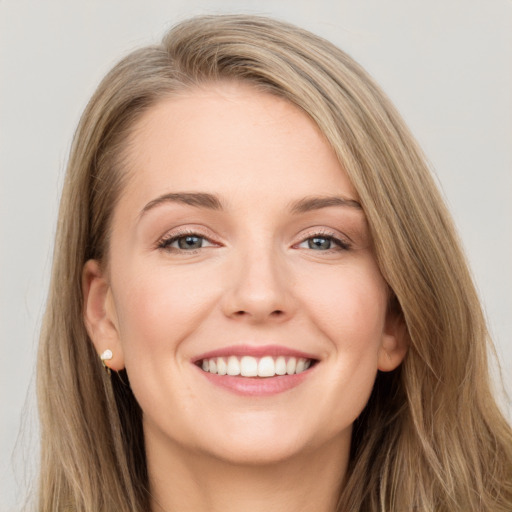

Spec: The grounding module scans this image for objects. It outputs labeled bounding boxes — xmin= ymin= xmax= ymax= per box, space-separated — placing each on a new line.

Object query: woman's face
xmin=84 ymin=82 xmax=406 ymax=466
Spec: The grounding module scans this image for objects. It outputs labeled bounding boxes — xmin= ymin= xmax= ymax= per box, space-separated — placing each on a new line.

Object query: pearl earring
xmin=100 ymin=349 xmax=113 ymax=375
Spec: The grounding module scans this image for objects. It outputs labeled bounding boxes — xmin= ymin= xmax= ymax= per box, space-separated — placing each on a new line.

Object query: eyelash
xmin=157 ymin=229 xmax=351 ymax=254
xmin=157 ymin=229 xmax=216 ymax=253
xmin=296 ymin=230 xmax=351 ymax=252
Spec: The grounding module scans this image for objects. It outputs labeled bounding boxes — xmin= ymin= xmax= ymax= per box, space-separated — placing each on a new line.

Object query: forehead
xmin=119 ymin=82 xmax=358 ymax=212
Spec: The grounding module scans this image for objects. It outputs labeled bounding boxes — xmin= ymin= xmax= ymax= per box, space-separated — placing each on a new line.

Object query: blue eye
xmin=298 ymin=235 xmax=350 ymax=251
xmin=158 ymin=233 xmax=214 ymax=251
xmin=176 ymin=235 xmax=204 ymax=250
xmin=308 ymin=236 xmax=333 ymax=250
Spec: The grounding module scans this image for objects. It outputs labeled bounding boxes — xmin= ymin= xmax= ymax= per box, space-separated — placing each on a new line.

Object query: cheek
xmin=296 ymin=262 xmax=389 ymax=352
xmin=313 ymin=266 xmax=389 ymax=419
xmin=296 ymin=272 xmax=388 ymax=435
xmin=111 ymin=262 xmax=221 ymax=366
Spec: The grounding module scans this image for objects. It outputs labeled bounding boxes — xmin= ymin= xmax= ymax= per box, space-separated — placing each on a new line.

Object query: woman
xmin=37 ymin=14 xmax=512 ymax=512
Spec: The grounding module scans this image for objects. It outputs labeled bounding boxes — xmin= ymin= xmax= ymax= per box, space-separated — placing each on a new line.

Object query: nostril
xmin=230 ymin=309 xmax=286 ymax=319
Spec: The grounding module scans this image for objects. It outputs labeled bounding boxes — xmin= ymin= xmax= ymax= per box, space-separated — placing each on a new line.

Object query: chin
xmin=191 ymin=414 xmax=343 ymax=467
xmin=201 ymin=435 xmax=311 ymax=467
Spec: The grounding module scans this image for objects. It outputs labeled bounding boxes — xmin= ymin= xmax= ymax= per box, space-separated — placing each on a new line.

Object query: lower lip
xmin=196 ymin=366 xmax=315 ymax=396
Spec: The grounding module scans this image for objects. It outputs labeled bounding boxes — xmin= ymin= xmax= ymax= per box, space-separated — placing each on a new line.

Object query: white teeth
xmin=201 ymin=355 xmax=314 ymax=377
xmin=240 ymin=356 xmax=258 ymax=377
xmin=286 ymin=357 xmax=297 ymax=375
xmin=275 ymin=356 xmax=287 ymax=375
xmin=217 ymin=357 xmax=227 ymax=375
xmin=258 ymin=356 xmax=275 ymax=377
xmin=227 ymin=356 xmax=241 ymax=376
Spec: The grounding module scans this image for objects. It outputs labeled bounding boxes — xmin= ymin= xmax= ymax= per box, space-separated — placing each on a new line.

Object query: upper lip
xmin=192 ymin=344 xmax=320 ymax=364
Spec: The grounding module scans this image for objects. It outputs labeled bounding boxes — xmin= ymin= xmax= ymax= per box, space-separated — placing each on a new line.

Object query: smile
xmin=192 ymin=345 xmax=319 ymax=396
xmin=199 ymin=355 xmax=314 ymax=377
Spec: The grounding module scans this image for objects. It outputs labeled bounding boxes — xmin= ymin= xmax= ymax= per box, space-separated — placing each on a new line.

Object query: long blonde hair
xmin=37 ymin=14 xmax=512 ymax=511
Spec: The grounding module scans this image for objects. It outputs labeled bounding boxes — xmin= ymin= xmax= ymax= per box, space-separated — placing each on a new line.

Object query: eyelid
xmin=154 ymin=225 xmax=353 ymax=252
xmin=156 ymin=226 xmax=221 ymax=251
xmin=294 ymin=228 xmax=352 ymax=251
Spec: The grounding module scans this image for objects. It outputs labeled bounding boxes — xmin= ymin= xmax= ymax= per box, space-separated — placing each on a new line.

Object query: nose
xmin=221 ymin=246 xmax=295 ymax=324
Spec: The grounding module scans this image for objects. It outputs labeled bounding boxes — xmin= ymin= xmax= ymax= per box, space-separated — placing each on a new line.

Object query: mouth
xmin=192 ymin=345 xmax=319 ymax=395
xmin=196 ymin=355 xmax=317 ymax=378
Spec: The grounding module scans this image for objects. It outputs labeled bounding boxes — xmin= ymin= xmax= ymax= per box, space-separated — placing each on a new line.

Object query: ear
xmin=377 ymin=308 xmax=408 ymax=372
xmin=82 ymin=259 xmax=125 ymax=371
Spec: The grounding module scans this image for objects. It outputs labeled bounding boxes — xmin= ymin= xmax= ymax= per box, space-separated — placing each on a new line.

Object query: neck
xmin=146 ymin=434 xmax=350 ymax=512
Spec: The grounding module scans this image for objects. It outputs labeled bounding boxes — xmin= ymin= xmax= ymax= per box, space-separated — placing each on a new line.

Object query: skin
xmin=83 ymin=82 xmax=407 ymax=512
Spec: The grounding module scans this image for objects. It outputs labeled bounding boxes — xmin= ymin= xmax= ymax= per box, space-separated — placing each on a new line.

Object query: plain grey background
xmin=1 ymin=1 xmax=511 ymax=510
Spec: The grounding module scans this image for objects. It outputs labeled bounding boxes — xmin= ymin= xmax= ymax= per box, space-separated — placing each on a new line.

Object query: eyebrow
xmin=139 ymin=192 xmax=362 ymax=219
xmin=140 ymin=192 xmax=223 ymax=218
xmin=289 ymin=195 xmax=362 ymax=214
